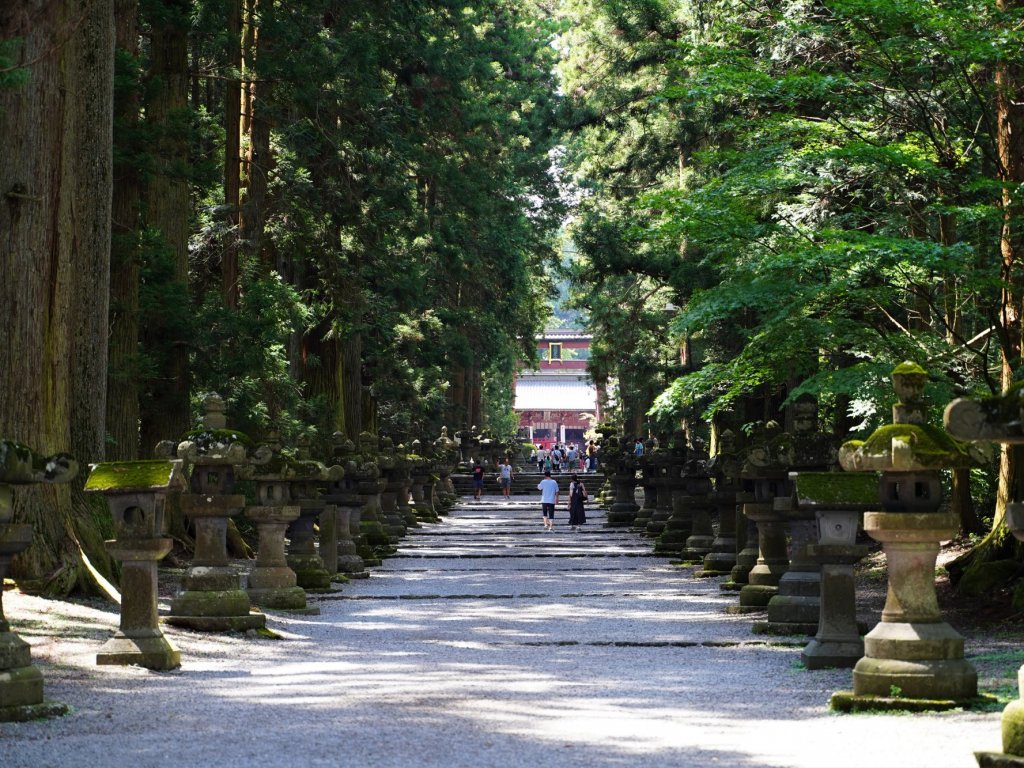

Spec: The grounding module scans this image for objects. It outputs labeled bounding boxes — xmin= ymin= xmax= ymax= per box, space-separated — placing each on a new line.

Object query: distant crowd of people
xmin=528 ymin=441 xmax=598 ymax=474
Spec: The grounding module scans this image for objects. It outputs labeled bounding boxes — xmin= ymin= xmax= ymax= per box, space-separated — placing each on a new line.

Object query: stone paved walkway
xmin=0 ymin=494 xmax=1007 ymax=768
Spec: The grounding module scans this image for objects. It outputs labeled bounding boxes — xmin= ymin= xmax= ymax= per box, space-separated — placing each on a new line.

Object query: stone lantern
xmin=0 ymin=441 xmax=76 ymax=721
xmin=377 ymin=437 xmax=407 ymax=540
xmin=795 ymin=471 xmax=876 ymax=669
xmin=85 ymin=459 xmax=186 ymax=669
xmin=355 ymin=431 xmax=392 ymax=563
xmin=632 ymin=438 xmax=660 ymax=532
xmin=734 ymin=421 xmax=793 ymax=611
xmin=240 ymin=437 xmax=319 ymax=612
xmin=393 ymin=443 xmax=419 ymax=530
xmin=607 ymin=438 xmax=639 ymax=527
xmin=696 ymin=429 xmax=741 ymax=578
xmin=757 ymin=397 xmax=840 ymax=635
xmin=679 ymin=445 xmax=717 ymax=562
xmin=434 ymin=427 xmax=458 ymax=510
xmin=411 ymin=439 xmax=440 ymax=523
xmin=647 ymin=430 xmax=687 ymax=537
xmin=832 ymin=362 xmax=981 ymax=709
xmin=656 ymin=446 xmax=712 ymax=558
xmin=162 ymin=393 xmax=266 ymax=632
xmin=323 ymin=435 xmax=368 ymax=579
xmin=944 ymin=386 xmax=1024 ymax=763
xmin=285 ymin=435 xmax=344 ymax=591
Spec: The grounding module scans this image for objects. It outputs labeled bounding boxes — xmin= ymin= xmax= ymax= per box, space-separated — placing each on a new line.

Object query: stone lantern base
xmin=0 ymin=630 xmax=70 ymax=722
xmin=96 ymin=633 xmax=181 ymax=671
xmin=832 ymin=509 xmax=978 ymax=710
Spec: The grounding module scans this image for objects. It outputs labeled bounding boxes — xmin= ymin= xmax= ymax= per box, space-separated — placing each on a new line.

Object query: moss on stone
xmin=183 ymin=428 xmax=253 ymax=447
xmin=85 ymin=460 xmax=181 ymax=492
xmin=892 ymin=361 xmax=927 ymax=376
xmin=855 ymin=423 xmax=977 ymax=468
xmin=795 ymin=472 xmax=878 ymax=505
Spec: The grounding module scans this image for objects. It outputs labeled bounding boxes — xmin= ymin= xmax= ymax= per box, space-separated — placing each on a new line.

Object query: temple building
xmin=513 ymin=329 xmax=600 ymax=449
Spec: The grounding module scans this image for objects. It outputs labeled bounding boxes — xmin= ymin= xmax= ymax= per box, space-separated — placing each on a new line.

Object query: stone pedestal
xmin=607 ymin=465 xmax=639 ymax=527
xmin=86 ymin=460 xmax=186 ymax=670
xmin=736 ymin=498 xmax=789 ymax=611
xmin=756 ymin=500 xmax=820 ymax=635
xmin=246 ymin=504 xmax=311 ymax=612
xmin=846 ymin=507 xmax=977 ymax=703
xmin=803 ymin=542 xmax=870 ymax=669
xmin=680 ymin=493 xmax=716 ymax=562
xmin=697 ymin=489 xmax=737 ymax=577
xmin=0 ymin=444 xmax=76 ymax=720
xmin=169 ymin=492 xmax=265 ymax=632
xmin=287 ymin=497 xmax=333 ymax=591
xmin=632 ymin=461 xmax=658 ymax=532
xmin=721 ymin=491 xmax=757 ymax=591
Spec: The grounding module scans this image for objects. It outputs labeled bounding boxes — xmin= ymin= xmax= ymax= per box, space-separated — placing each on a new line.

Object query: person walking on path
xmin=537 ymin=470 xmax=560 ymax=530
xmin=498 ymin=457 xmax=514 ymax=499
xmin=567 ymin=473 xmax=587 ymax=530
xmin=472 ymin=461 xmax=485 ymax=499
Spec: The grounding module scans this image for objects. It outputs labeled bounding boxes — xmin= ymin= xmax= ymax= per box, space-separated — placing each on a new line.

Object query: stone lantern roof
xmin=838 ymin=362 xmax=983 ymax=472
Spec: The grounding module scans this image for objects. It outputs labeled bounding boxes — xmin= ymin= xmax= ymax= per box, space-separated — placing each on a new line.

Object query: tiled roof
xmin=514 ymin=375 xmax=597 ymax=411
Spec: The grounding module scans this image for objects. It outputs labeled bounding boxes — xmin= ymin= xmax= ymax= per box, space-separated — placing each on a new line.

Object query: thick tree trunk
xmin=341 ymin=331 xmax=363 ymax=440
xmin=996 ymin=0 xmax=1024 ymax=528
xmin=223 ymin=0 xmax=242 ymax=308
xmin=139 ymin=0 xmax=191 ymax=455
xmin=0 ymin=0 xmax=116 ymax=595
xmin=239 ymin=0 xmax=272 ymax=268
xmin=107 ymin=0 xmax=142 ymax=460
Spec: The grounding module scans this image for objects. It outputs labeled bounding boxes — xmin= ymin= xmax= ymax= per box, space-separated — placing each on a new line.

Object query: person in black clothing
xmin=472 ymin=462 xmax=485 ymax=499
xmin=567 ymin=473 xmax=587 ymax=529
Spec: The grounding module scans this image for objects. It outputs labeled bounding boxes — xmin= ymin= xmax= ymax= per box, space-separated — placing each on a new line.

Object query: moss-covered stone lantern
xmin=796 ymin=471 xmax=876 ymax=669
xmin=161 ymin=393 xmax=266 ymax=632
xmin=632 ymin=437 xmax=660 ymax=533
xmin=696 ymin=428 xmax=742 ymax=578
xmin=607 ymin=437 xmax=639 ymax=527
xmin=85 ymin=459 xmax=186 ymax=669
xmin=757 ymin=396 xmax=840 ymax=635
xmin=322 ymin=434 xmax=368 ymax=579
xmin=944 ymin=385 xmax=1024 ymax=764
xmin=239 ymin=437 xmax=315 ymax=612
xmin=0 ymin=441 xmax=76 ymax=721
xmin=355 ymin=431 xmax=392 ymax=563
xmin=831 ymin=362 xmax=981 ymax=710
xmin=734 ymin=421 xmax=792 ymax=612
xmin=285 ymin=435 xmax=344 ymax=591
xmin=647 ymin=430 xmax=687 ymax=537
xmin=433 ymin=427 xmax=458 ymax=510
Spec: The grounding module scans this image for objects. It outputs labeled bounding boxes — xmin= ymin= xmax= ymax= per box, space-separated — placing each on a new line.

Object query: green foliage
xmin=190 ymin=272 xmax=311 ymax=439
xmin=556 ymin=0 xmax=1014 ymax=449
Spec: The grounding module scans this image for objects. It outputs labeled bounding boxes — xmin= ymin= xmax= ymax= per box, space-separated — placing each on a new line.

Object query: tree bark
xmin=996 ymin=0 xmax=1024 ymax=528
xmin=223 ymin=0 xmax=242 ymax=308
xmin=1 ymin=0 xmax=117 ymax=595
xmin=139 ymin=0 xmax=191 ymax=456
xmin=107 ymin=0 xmax=142 ymax=460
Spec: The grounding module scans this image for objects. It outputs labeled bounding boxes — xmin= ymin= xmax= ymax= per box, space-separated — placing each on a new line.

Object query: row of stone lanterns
xmin=0 ymin=392 xmax=461 ymax=709
xmin=610 ymin=363 xmax=1002 ymax=726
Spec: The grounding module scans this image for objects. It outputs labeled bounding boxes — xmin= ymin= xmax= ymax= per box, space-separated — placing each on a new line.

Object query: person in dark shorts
xmin=537 ymin=469 xmax=560 ymax=530
xmin=472 ymin=461 xmax=485 ymax=499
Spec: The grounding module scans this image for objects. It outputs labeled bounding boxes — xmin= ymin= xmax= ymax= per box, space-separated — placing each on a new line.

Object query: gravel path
xmin=0 ymin=495 xmax=1012 ymax=768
